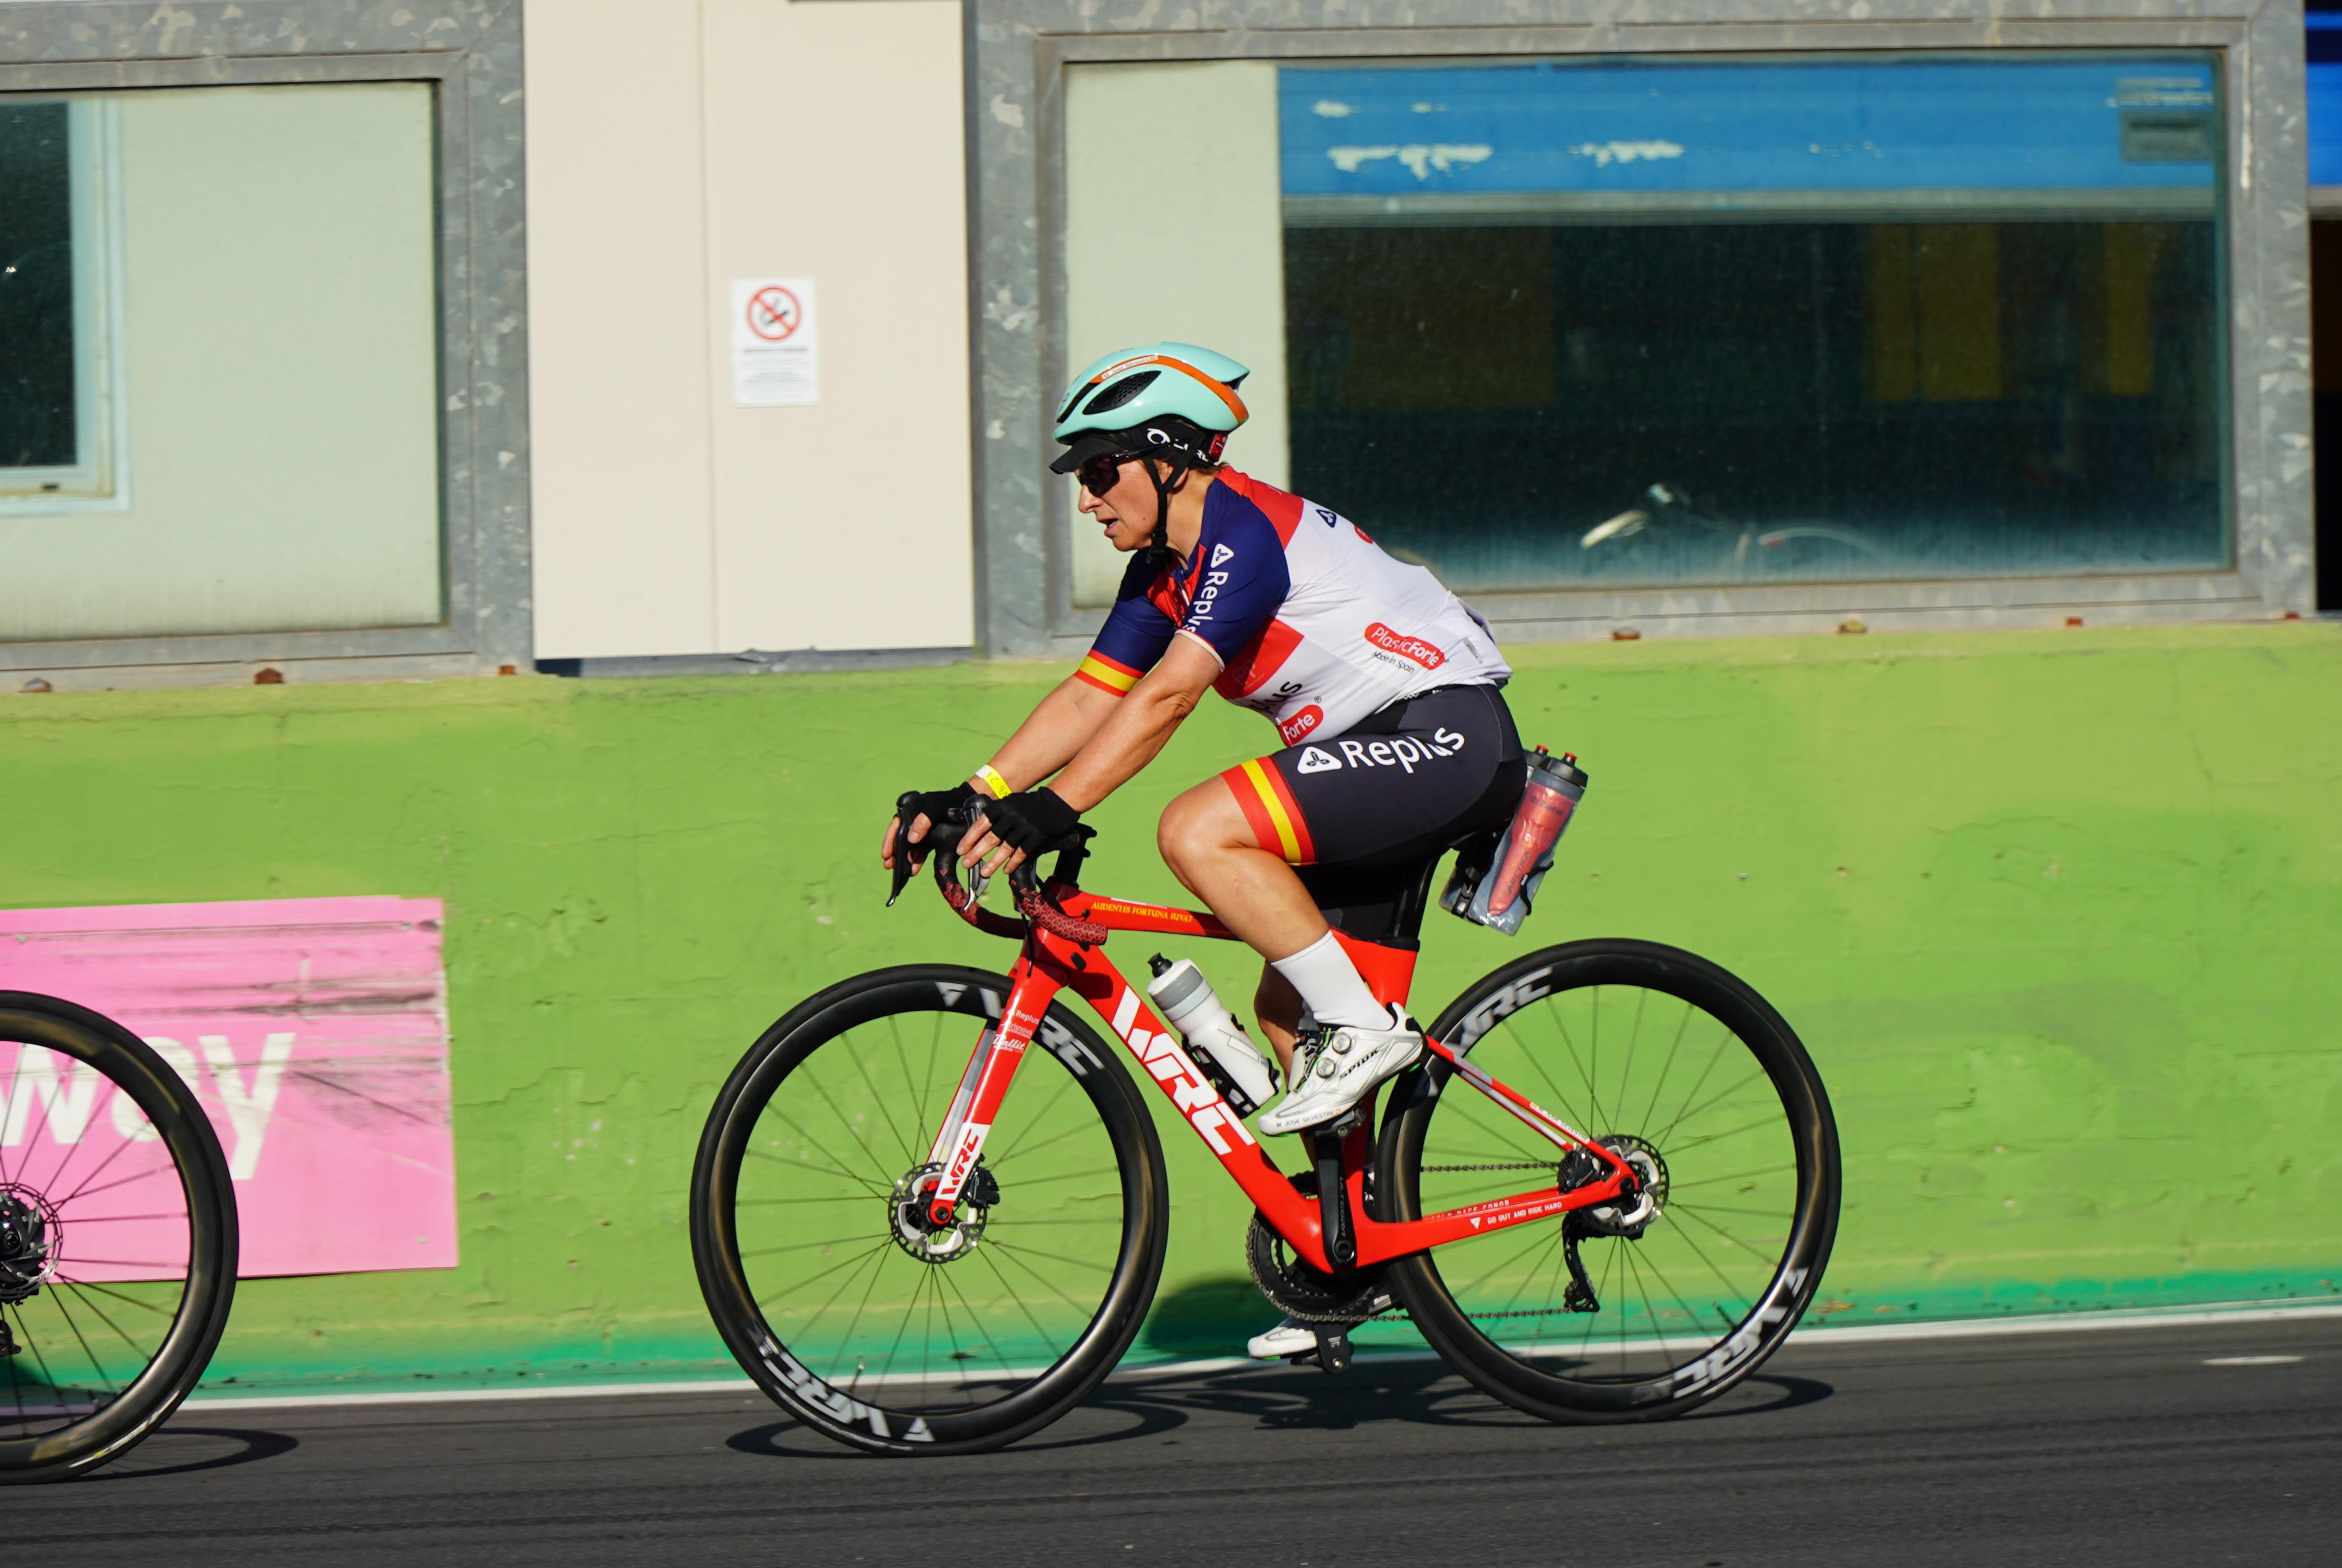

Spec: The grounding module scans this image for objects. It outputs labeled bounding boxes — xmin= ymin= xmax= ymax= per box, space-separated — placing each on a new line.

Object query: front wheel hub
xmin=888 ymin=1161 xmax=997 ymax=1264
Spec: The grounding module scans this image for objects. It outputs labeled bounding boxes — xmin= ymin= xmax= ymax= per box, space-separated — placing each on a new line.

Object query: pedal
xmin=1312 ymin=1326 xmax=1354 ymax=1374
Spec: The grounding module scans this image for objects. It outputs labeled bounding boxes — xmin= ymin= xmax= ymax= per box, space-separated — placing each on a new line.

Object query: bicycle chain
xmin=1416 ymin=1160 xmax=1609 ymax=1319
xmin=1255 ymin=1163 xmax=1616 ymax=1324
xmin=1419 ymin=1162 xmax=1554 ymax=1173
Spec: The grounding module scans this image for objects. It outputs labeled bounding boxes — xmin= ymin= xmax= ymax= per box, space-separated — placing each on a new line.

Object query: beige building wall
xmin=0 ymin=84 xmax=442 ymax=642
xmin=1063 ymin=61 xmax=1290 ymax=606
xmin=527 ymin=0 xmax=974 ymax=659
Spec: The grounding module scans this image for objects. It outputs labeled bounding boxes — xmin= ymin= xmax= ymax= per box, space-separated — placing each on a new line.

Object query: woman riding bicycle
xmin=881 ymin=342 xmax=1527 ymax=1358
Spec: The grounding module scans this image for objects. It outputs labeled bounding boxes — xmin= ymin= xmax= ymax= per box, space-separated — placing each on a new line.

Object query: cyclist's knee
xmin=1157 ymin=784 xmax=1238 ymax=879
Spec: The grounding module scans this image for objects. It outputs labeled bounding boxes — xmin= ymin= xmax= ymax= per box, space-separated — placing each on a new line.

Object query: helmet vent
xmin=1082 ymin=369 xmax=1159 ymax=417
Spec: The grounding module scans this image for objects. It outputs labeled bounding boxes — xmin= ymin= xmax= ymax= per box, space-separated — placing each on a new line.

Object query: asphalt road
xmin=8 ymin=1314 xmax=2338 ymax=1566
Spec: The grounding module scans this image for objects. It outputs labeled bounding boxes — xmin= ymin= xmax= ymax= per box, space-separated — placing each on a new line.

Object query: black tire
xmin=691 ymin=965 xmax=1168 ymax=1455
xmin=1378 ymin=940 xmax=1838 ymax=1422
xmin=0 ymin=992 xmax=239 ymax=1482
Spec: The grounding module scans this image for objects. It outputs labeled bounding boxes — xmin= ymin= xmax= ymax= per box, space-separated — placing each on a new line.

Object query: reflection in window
xmin=1280 ymin=56 xmax=2228 ymax=592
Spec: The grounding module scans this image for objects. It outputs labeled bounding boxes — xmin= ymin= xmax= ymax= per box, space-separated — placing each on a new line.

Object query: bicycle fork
xmin=919 ymin=955 xmax=1062 ymax=1227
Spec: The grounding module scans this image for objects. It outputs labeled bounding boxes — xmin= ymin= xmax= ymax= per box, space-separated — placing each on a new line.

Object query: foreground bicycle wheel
xmin=1379 ymin=940 xmax=1838 ymax=1422
xmin=0 ymin=993 xmax=239 ymax=1482
xmin=692 ymin=965 xmax=1167 ymax=1455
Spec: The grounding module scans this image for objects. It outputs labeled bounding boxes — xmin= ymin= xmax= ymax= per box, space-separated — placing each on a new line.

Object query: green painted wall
xmin=3 ymin=623 xmax=2337 ymax=1390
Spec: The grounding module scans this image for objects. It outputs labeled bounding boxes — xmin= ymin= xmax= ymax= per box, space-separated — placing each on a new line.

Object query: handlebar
xmin=887 ymin=791 xmax=1107 ymax=946
xmin=1008 ymin=862 xmax=1109 ymax=945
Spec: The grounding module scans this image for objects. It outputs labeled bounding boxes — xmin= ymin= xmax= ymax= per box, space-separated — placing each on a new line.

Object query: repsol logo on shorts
xmin=1278 ymin=704 xmax=1324 ymax=745
xmin=1363 ymin=621 xmax=1445 ymax=670
xmin=1295 ymin=727 xmax=1467 ymax=776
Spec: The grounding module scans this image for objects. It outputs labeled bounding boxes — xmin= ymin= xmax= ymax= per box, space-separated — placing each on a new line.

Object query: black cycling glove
xmin=982 ymin=787 xmax=1081 ymax=855
xmin=898 ymin=783 xmax=978 ymax=853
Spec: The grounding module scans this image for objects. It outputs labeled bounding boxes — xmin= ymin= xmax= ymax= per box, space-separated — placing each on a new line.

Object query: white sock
xmin=1270 ymin=932 xmax=1391 ymax=1032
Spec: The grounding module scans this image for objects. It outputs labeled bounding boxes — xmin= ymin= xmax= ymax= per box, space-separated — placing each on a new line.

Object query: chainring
xmin=1244 ymin=1175 xmax=1388 ymax=1324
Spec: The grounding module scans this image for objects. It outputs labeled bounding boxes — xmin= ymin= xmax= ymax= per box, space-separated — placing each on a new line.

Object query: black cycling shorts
xmin=1217 ymin=683 xmax=1524 ymax=942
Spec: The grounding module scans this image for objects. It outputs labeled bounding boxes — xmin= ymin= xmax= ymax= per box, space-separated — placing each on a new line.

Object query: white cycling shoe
xmin=1247 ymin=1316 xmax=1320 ymax=1360
xmin=1255 ymin=1007 xmax=1425 ymax=1136
xmin=1247 ymin=1292 xmax=1396 ymax=1360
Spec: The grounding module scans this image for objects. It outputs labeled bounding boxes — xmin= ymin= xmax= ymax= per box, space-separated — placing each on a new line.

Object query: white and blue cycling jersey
xmin=1072 ymin=469 xmax=1511 ymax=746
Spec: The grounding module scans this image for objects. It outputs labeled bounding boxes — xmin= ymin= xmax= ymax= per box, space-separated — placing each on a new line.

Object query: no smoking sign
xmin=746 ymin=285 xmax=802 ymax=343
xmin=730 ymin=276 xmax=818 ymax=406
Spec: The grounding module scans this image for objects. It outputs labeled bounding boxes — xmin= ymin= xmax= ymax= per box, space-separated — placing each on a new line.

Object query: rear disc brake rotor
xmin=0 ymin=1185 xmax=59 ymax=1306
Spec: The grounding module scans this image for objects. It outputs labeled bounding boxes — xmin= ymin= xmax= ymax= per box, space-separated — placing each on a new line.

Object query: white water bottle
xmin=1146 ymin=956 xmax=1278 ymax=1118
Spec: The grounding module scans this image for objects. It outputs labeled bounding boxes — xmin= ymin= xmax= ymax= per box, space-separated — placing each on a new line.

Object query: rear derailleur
xmin=1556 ymin=1138 xmax=1665 ymax=1314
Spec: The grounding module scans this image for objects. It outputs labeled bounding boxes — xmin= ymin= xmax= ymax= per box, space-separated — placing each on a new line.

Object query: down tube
xmin=1061 ymin=951 xmax=1306 ymax=1222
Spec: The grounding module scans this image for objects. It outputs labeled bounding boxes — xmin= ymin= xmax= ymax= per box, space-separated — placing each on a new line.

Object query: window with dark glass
xmin=1279 ymin=55 xmax=2228 ymax=594
xmin=0 ymin=101 xmax=79 ymax=482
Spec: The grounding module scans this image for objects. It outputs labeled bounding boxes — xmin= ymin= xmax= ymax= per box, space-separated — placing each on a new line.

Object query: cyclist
xmin=881 ymin=342 xmax=1526 ymax=1355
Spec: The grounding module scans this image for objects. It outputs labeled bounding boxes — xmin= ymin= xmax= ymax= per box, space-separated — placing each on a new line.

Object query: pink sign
xmin=1 ymin=896 xmax=457 ymax=1278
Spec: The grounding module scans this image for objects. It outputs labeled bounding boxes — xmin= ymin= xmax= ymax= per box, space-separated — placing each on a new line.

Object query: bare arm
xmin=879 ymin=674 xmax=1122 ymax=871
xmin=1049 ymin=637 xmax=1219 ymax=811
xmin=958 ymin=636 xmax=1221 ymax=873
xmin=987 ymin=675 xmax=1126 ymax=791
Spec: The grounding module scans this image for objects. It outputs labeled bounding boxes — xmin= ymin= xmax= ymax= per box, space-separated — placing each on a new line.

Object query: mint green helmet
xmin=1049 ymin=343 xmax=1251 ymax=474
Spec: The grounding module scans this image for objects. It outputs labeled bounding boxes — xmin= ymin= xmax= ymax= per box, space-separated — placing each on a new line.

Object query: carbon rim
xmin=0 ymin=996 xmax=236 ymax=1479
xmin=695 ymin=968 xmax=1163 ymax=1449
xmin=1387 ymin=942 xmax=1837 ymax=1415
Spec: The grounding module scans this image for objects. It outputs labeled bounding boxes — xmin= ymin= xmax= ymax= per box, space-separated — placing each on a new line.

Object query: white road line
xmin=2201 ymin=1354 xmax=2306 ymax=1366
xmin=1786 ymin=1301 xmax=2342 ymax=1347
xmin=178 ymin=1296 xmax=2342 ymax=1413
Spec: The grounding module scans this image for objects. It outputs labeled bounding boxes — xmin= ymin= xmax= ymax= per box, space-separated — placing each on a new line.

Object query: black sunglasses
xmin=1077 ymin=452 xmax=1132 ymax=498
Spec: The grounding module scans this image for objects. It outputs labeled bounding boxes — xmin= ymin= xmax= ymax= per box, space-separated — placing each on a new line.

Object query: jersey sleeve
xmin=1075 ymin=553 xmax=1175 ymax=697
xmin=1176 ymin=503 xmax=1291 ymax=666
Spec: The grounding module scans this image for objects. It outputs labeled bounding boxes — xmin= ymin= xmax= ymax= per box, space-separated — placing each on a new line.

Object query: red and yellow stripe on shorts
xmin=1220 ymin=756 xmax=1317 ymax=865
xmin=1074 ymin=651 xmax=1141 ymax=696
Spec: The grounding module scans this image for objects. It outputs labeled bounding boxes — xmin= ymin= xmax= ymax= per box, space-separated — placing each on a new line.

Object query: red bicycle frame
xmin=916 ymin=865 xmax=1636 ymax=1276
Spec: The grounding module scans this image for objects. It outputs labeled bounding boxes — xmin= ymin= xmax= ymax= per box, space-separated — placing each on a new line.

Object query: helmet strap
xmin=1143 ymin=456 xmax=1192 ymax=562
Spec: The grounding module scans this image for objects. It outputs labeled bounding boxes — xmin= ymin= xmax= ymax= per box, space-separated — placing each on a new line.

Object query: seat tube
xmin=923 ymin=955 xmax=1062 ymax=1224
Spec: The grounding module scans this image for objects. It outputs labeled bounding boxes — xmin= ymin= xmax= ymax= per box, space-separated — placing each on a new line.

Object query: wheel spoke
xmin=707 ymin=989 xmax=1139 ymax=1442
xmin=1410 ymin=957 xmax=1830 ymax=1415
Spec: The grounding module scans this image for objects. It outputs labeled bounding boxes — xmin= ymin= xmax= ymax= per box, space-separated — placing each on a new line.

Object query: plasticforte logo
xmin=1364 ymin=622 xmax=1445 ymax=670
xmin=1278 ymin=705 xmax=1324 ymax=745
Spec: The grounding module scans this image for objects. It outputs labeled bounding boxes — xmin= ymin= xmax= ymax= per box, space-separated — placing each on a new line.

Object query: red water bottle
xmin=1488 ymin=750 xmax=1584 ymax=916
xmin=1443 ymin=749 xmax=1588 ymax=934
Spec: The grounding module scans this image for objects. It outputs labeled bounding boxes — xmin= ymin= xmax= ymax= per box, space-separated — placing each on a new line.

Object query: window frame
xmin=966 ymin=0 xmax=2312 ymax=658
xmin=0 ymin=1 xmax=529 ymax=682
xmin=0 ymin=97 xmax=127 ymax=512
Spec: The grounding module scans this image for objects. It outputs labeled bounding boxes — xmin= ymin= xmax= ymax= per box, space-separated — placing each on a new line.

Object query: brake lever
xmin=886 ymin=791 xmax=924 ymax=907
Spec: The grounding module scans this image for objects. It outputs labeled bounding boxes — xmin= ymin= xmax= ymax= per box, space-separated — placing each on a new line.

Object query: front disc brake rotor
xmin=886 ymin=1161 xmax=995 ymax=1264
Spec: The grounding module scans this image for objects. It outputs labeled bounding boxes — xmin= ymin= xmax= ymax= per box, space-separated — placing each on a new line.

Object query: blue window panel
xmin=1279 ymin=58 xmax=2218 ymax=199
xmin=2309 ymin=16 xmax=2342 ymax=187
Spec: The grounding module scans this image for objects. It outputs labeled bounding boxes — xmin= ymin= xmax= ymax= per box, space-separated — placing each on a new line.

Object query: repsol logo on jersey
xmin=1363 ymin=622 xmax=1445 ymax=670
xmin=1191 ymin=569 xmax=1231 ymax=623
xmin=1296 ymin=728 xmax=1467 ymax=776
